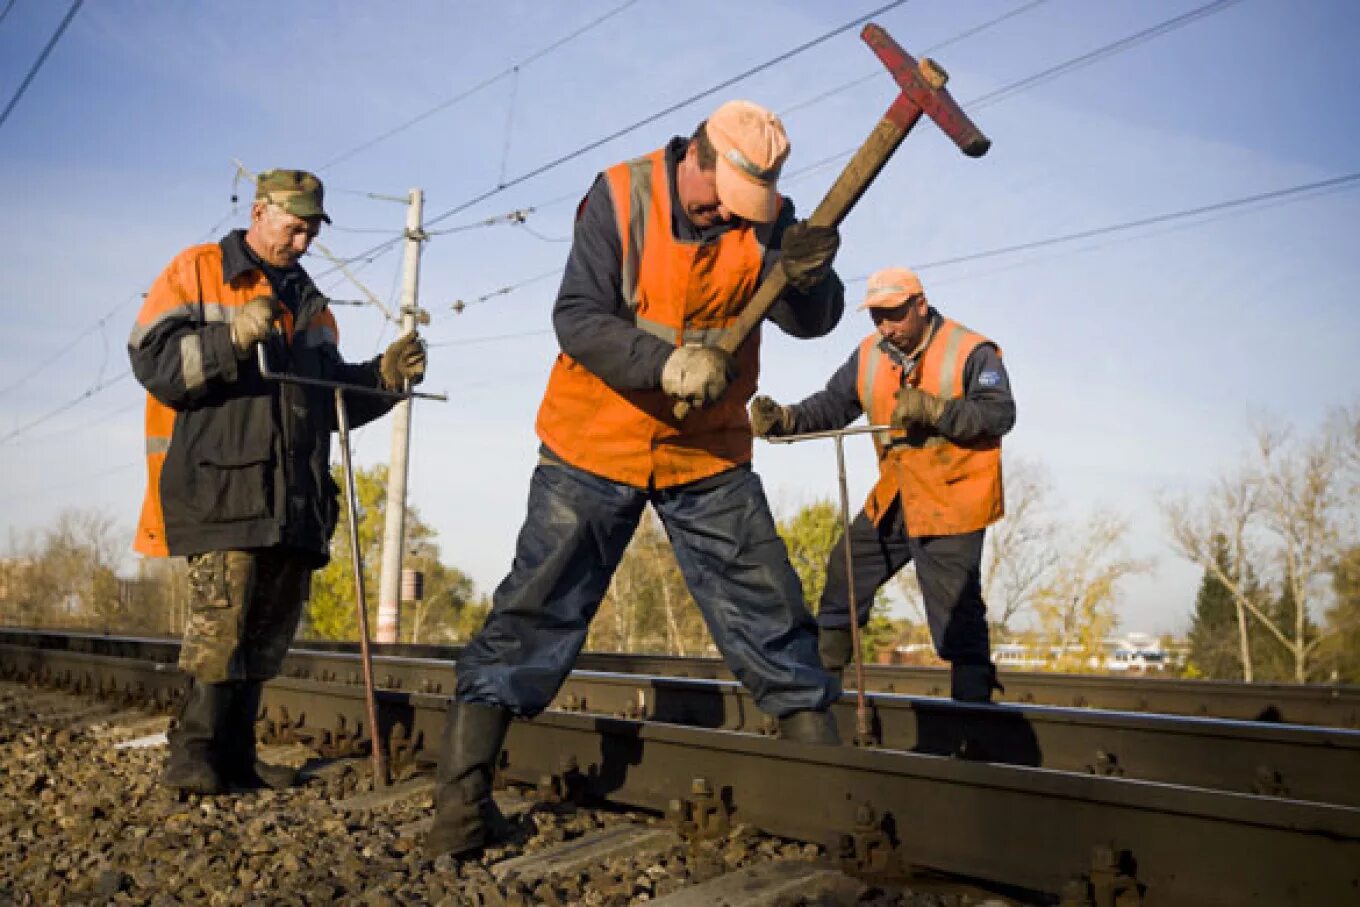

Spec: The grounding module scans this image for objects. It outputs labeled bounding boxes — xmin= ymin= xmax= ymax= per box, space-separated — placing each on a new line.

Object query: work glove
xmin=230 ymin=296 xmax=281 ymax=358
xmin=661 ymin=344 xmax=737 ymax=409
xmin=379 ymin=332 xmax=427 ymax=389
xmin=780 ymin=221 xmax=840 ymax=293
xmin=748 ymin=395 xmax=793 ymax=438
xmin=891 ymin=385 xmax=948 ymax=429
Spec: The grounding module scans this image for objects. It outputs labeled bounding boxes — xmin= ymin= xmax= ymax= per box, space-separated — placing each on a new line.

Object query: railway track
xmin=11 ymin=629 xmax=1357 ymax=728
xmin=2 ymin=629 xmax=1358 ymax=904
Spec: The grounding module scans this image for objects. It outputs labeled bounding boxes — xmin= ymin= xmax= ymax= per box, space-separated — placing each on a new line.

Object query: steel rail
xmin=5 ymin=628 xmax=1358 ymax=727
xmin=4 ymin=637 xmax=1359 ymax=808
xmin=4 ymin=643 xmax=1357 ymax=905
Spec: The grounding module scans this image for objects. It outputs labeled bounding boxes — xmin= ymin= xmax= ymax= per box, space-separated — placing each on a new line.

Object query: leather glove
xmin=749 ymin=395 xmax=793 ymax=438
xmin=379 ymin=332 xmax=427 ymax=389
xmin=780 ymin=221 xmax=840 ymax=293
xmin=230 ymin=296 xmax=281 ymax=358
xmin=892 ymin=385 xmax=948 ymax=428
xmin=660 ymin=344 xmax=737 ymax=408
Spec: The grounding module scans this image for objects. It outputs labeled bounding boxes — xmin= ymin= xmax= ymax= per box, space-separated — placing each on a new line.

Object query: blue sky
xmin=1 ymin=0 xmax=1357 ymax=635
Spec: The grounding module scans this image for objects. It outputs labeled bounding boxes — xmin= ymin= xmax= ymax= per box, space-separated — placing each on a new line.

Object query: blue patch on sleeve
xmin=977 ymin=370 xmax=1001 ymax=387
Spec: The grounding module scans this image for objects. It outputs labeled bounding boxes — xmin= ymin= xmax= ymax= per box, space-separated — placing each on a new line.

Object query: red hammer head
xmin=862 ymin=24 xmax=991 ymax=158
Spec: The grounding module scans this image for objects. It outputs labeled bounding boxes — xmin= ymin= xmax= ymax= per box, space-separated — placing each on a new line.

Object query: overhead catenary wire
xmin=0 ymin=0 xmax=84 ymax=130
xmin=0 ymin=370 xmax=131 ymax=447
xmin=782 ymin=0 xmax=1247 ymax=188
xmin=418 ymin=0 xmax=912 ymax=233
xmin=318 ymin=0 xmax=639 ymax=172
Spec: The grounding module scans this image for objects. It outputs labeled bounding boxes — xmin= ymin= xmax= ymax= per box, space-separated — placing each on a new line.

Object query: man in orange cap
xmin=428 ymin=100 xmax=845 ymax=857
xmin=750 ymin=267 xmax=1014 ymax=702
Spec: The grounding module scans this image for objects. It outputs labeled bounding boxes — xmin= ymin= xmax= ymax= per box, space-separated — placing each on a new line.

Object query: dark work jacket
xmin=128 ymin=230 xmax=392 ymax=566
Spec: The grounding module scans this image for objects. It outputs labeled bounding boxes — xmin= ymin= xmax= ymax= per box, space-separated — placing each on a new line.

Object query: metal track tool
xmin=766 ymin=424 xmax=893 ymax=745
xmin=258 ymin=341 xmax=446 ymax=786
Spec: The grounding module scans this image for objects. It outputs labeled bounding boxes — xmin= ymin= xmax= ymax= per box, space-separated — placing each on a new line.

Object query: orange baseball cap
xmin=859 ymin=267 xmax=925 ymax=310
xmin=705 ymin=100 xmax=789 ymax=223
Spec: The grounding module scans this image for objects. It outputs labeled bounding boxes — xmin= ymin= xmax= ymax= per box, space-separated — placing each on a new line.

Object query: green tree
xmin=1320 ymin=546 xmax=1360 ymax=682
xmin=777 ymin=499 xmax=895 ymax=662
xmin=1185 ymin=534 xmax=1244 ymax=679
xmin=306 ymin=464 xmax=482 ymax=642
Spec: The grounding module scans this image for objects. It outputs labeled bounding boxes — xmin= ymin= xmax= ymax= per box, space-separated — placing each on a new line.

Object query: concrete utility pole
xmin=376 ymin=188 xmax=424 ymax=643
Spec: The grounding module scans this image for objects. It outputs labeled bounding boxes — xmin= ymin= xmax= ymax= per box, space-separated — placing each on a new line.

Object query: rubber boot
xmin=818 ymin=627 xmax=854 ymax=684
xmin=778 ymin=709 xmax=842 ymax=745
xmin=217 ymin=680 xmax=298 ymax=790
xmin=162 ymin=681 xmax=229 ymax=794
xmin=951 ymin=663 xmax=1003 ymax=704
xmin=425 ymin=700 xmax=513 ymax=857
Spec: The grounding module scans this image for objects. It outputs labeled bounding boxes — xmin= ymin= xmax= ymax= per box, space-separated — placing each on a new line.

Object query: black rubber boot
xmin=162 ymin=681 xmax=229 ymax=794
xmin=818 ymin=627 xmax=854 ymax=683
xmin=951 ymin=663 xmax=1003 ymax=703
xmin=217 ymin=680 xmax=298 ymax=790
xmin=425 ymin=700 xmax=513 ymax=857
xmin=778 ymin=709 xmax=842 ymax=745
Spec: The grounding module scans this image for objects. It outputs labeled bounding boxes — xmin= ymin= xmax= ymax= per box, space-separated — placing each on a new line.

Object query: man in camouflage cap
xmin=129 ymin=167 xmax=427 ymax=794
xmin=255 ymin=168 xmax=332 ymax=224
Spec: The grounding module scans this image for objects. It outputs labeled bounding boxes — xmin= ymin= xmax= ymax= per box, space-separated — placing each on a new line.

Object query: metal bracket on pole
xmin=257 ymin=342 xmax=446 ymax=787
xmin=766 ymin=423 xmax=893 ymax=747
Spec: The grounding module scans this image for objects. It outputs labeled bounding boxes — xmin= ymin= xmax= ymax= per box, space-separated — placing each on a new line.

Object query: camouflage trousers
xmin=179 ymin=549 xmax=313 ymax=683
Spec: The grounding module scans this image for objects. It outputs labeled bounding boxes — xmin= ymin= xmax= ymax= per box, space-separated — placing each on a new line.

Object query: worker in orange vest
xmin=128 ymin=170 xmax=426 ymax=795
xmin=751 ymin=267 xmax=1013 ymax=702
xmin=429 ymin=100 xmax=845 ymax=858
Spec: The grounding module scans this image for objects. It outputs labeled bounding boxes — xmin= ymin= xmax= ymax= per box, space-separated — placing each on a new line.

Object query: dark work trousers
xmin=818 ymin=497 xmax=992 ymax=666
xmin=456 ymin=460 xmax=838 ymax=718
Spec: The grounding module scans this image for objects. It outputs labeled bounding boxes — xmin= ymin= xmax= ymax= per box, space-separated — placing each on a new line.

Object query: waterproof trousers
xmin=457 ymin=460 xmax=838 ymax=718
xmin=179 ymin=547 xmax=313 ymax=683
xmin=819 ymin=497 xmax=992 ymax=668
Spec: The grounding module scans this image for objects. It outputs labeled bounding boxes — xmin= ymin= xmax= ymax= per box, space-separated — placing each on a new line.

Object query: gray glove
xmin=892 ymin=385 xmax=947 ymax=428
xmin=379 ymin=332 xmax=427 ymax=389
xmin=780 ymin=221 xmax=840 ymax=293
xmin=230 ymin=296 xmax=281 ymax=358
xmin=749 ymin=395 xmax=793 ymax=437
xmin=661 ymin=344 xmax=737 ymax=408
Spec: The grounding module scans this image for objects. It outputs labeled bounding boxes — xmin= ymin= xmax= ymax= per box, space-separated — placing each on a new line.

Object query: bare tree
xmin=982 ymin=455 xmax=1060 ymax=632
xmin=1164 ymin=420 xmax=1349 ymax=683
xmin=1032 ymin=511 xmax=1149 ymax=673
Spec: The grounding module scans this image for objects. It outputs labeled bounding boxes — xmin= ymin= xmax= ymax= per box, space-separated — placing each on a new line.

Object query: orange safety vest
xmin=131 ymin=242 xmax=339 ymax=556
xmin=536 ymin=147 xmax=774 ymax=488
xmin=856 ymin=317 xmax=1004 ymax=536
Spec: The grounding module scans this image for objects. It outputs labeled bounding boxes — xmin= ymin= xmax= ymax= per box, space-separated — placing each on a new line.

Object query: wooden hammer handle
xmin=671 ymin=98 xmax=924 ymax=421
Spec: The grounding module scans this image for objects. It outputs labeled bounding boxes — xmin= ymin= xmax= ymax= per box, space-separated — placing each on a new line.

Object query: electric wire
xmin=778 ymin=0 xmax=1050 ymax=118
xmin=0 ymin=370 xmax=131 ymax=447
xmin=318 ymin=0 xmax=639 ymax=172
xmin=0 ymin=0 xmax=83 ymax=130
xmin=0 ymin=0 xmax=19 ymax=27
xmin=909 ymin=171 xmax=1360 ymax=274
xmin=419 ymin=0 xmax=912 ymax=232
xmin=781 ymin=0 xmax=1246 ymax=188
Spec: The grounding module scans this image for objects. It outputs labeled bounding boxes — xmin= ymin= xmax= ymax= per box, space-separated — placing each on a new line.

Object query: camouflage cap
xmin=255 ymin=169 xmax=331 ymax=224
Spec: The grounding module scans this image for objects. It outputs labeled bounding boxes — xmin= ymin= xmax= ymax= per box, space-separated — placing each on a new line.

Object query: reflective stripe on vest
xmin=535 ymin=147 xmax=769 ymax=489
xmin=853 ymin=317 xmax=1004 ymax=533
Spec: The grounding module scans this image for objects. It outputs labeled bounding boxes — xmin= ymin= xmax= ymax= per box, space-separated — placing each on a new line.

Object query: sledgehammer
xmin=672 ymin=24 xmax=990 ymax=421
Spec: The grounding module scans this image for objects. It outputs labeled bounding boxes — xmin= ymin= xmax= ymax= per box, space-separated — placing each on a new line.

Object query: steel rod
xmin=256 ymin=343 xmax=447 ymax=401
xmin=334 ymin=387 xmax=388 ymax=788
xmin=833 ymin=433 xmax=872 ymax=742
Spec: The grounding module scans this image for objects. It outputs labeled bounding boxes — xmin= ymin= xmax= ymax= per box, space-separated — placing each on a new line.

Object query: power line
xmin=318 ymin=0 xmax=639 ymax=172
xmin=0 ymin=369 xmax=131 ymax=447
xmin=909 ymin=170 xmax=1360 ymax=273
xmin=967 ymin=0 xmax=1244 ymax=112
xmin=778 ymin=0 xmax=1050 ymax=118
xmin=0 ymin=0 xmax=84 ymax=131
xmin=0 ymin=0 xmax=18 ymax=26
xmin=420 ymin=0 xmax=911 ymax=232
xmin=782 ymin=0 xmax=1245 ymax=187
